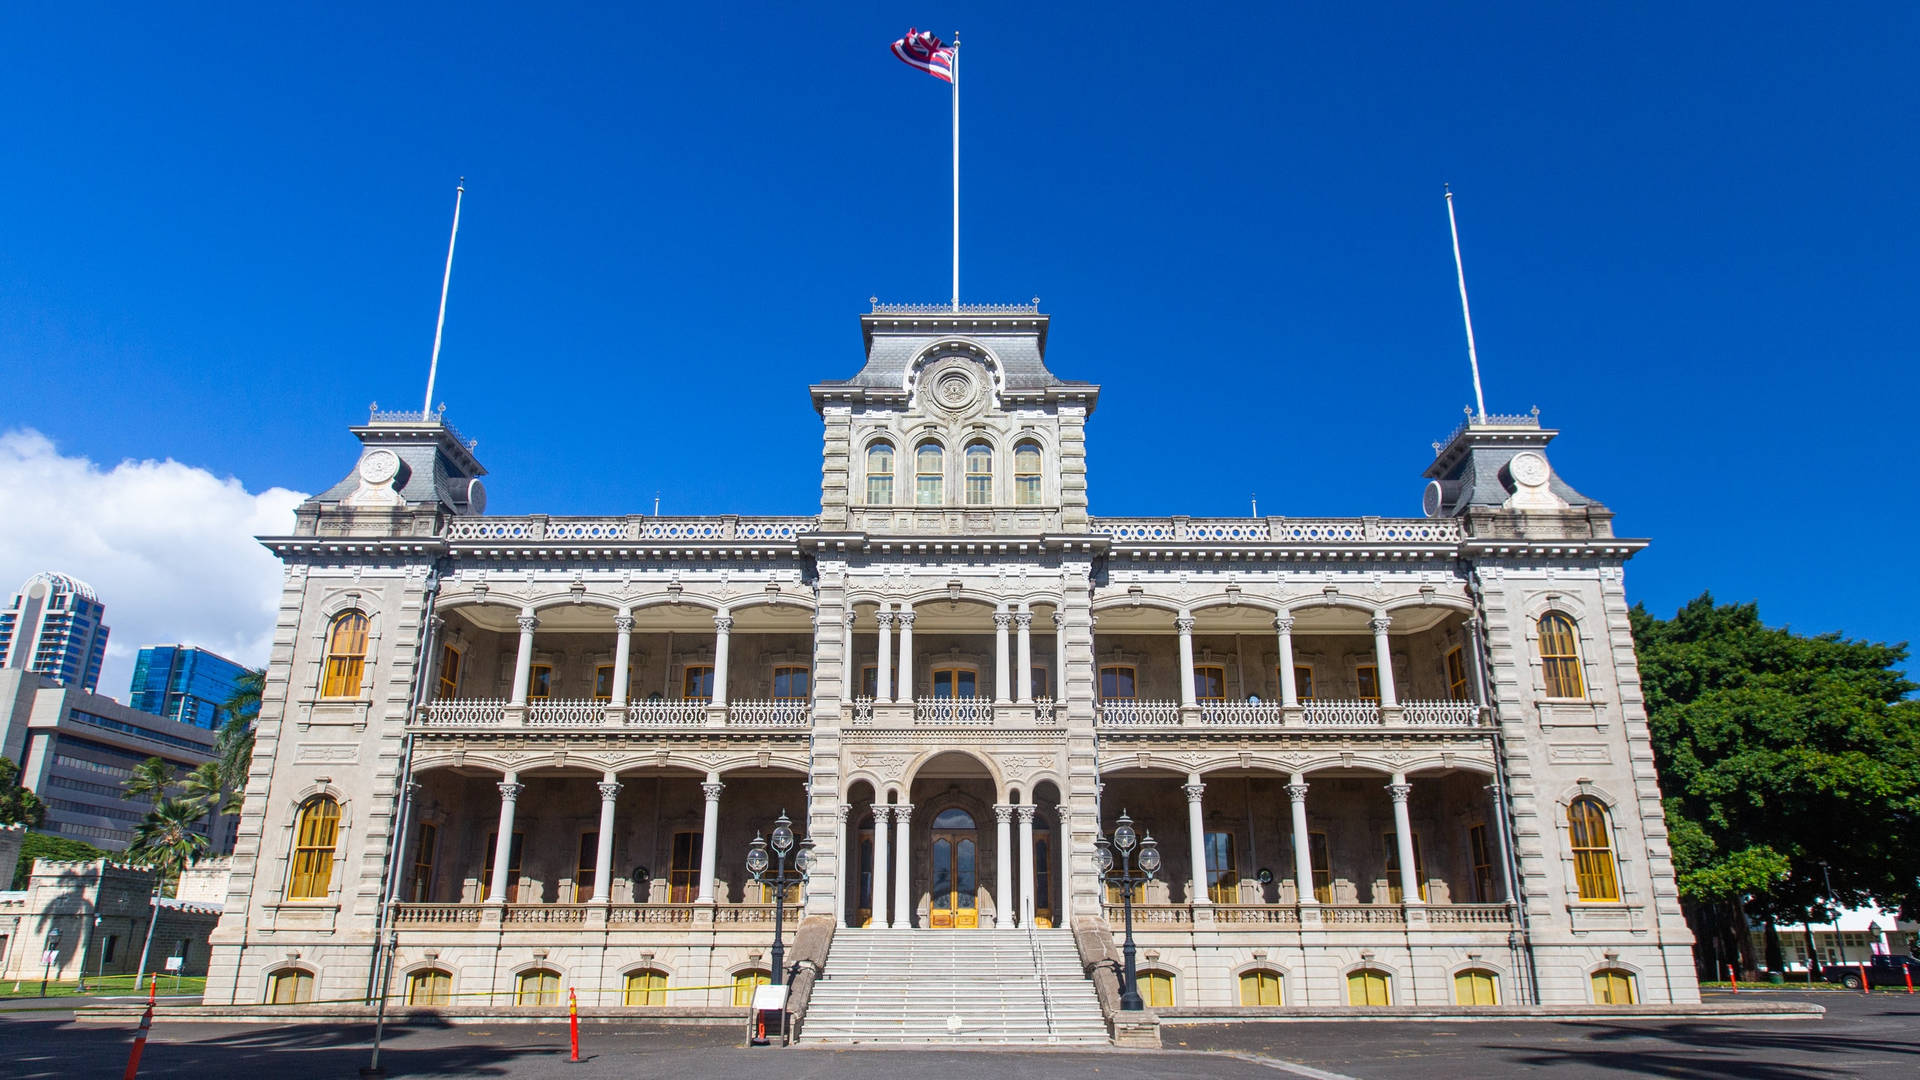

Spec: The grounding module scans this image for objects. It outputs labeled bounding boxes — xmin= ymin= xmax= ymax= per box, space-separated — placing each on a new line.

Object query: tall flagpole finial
xmin=1445 ymin=184 xmax=1488 ymax=424
xmin=950 ymin=32 xmax=961 ymax=312
xmin=422 ymin=179 xmax=466 ymax=420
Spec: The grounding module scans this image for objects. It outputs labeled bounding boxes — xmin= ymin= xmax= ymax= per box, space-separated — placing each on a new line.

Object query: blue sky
xmin=1 ymin=2 xmax=1915 ymax=675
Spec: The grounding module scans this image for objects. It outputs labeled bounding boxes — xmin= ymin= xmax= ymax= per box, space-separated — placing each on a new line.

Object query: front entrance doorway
xmin=928 ymin=807 xmax=979 ymax=928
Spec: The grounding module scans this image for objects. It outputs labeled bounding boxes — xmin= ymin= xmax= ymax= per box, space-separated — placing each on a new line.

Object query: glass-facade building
xmin=128 ymin=645 xmax=252 ymax=730
xmin=0 ymin=571 xmax=110 ymax=693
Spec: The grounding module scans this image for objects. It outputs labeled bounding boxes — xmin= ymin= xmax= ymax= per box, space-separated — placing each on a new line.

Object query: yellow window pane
xmin=1239 ymin=970 xmax=1282 ymax=1006
xmin=625 ymin=969 xmax=667 ymax=1006
xmin=408 ymin=969 xmax=451 ymax=1005
xmin=1141 ymin=971 xmax=1174 ymax=1008
xmin=1346 ymin=970 xmax=1391 ymax=1006
xmin=1453 ymin=970 xmax=1498 ymax=1006
xmin=1592 ymin=970 xmax=1637 ymax=1004
xmin=733 ymin=970 xmax=770 ymax=1007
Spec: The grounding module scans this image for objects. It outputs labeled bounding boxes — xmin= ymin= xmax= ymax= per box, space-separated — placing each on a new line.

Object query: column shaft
xmin=1176 ymin=614 xmax=1197 ymax=707
xmin=1017 ymin=805 xmax=1038 ymax=925
xmin=1275 ymin=614 xmax=1298 ymax=707
xmin=592 ymin=776 xmax=620 ymax=903
xmin=875 ymin=612 xmax=894 ymax=701
xmin=1288 ymin=776 xmax=1315 ymax=904
xmin=508 ymin=615 xmax=538 ymax=706
xmin=1389 ymin=773 xmax=1421 ymax=904
xmin=834 ymin=804 xmax=852 ymax=928
xmin=995 ymin=805 xmax=1015 ymax=929
xmin=711 ymin=613 xmax=733 ymax=707
xmin=870 ymin=807 xmax=891 ymax=927
xmin=896 ymin=609 xmax=915 ymax=703
xmin=993 ymin=610 xmax=1012 ymax=703
xmin=610 ymin=614 xmax=633 ymax=707
xmin=1371 ymin=614 xmax=1398 ymax=708
xmin=1015 ymin=610 xmax=1034 ymax=703
xmin=487 ymin=773 xmax=522 ymax=903
xmin=892 ymin=805 xmax=913 ymax=928
xmin=1052 ymin=612 xmax=1067 ymax=700
xmin=1185 ymin=780 xmax=1210 ymax=904
xmin=697 ymin=778 xmax=724 ymax=904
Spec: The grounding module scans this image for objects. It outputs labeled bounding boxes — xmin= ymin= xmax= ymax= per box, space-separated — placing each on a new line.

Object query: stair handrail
xmin=1025 ymin=919 xmax=1059 ymax=1042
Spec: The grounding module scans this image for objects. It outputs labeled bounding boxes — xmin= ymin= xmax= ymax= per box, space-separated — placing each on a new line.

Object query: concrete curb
xmin=1156 ymin=1001 xmax=1826 ymax=1023
xmin=72 ymin=1004 xmax=745 ymax=1026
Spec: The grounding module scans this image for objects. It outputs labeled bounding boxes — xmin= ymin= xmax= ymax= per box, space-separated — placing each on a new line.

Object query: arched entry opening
xmin=928 ymin=807 xmax=979 ymax=928
xmin=905 ymin=750 xmax=999 ymax=929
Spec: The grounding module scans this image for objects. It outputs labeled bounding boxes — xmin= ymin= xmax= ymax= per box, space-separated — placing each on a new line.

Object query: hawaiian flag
xmin=891 ymin=28 xmax=955 ymax=83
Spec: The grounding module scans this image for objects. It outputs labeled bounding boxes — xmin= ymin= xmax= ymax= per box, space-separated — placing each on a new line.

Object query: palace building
xmin=202 ymin=301 xmax=1699 ymax=1032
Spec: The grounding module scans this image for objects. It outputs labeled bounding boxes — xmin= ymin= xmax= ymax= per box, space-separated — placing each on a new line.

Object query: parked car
xmin=1824 ymin=954 xmax=1920 ymax=989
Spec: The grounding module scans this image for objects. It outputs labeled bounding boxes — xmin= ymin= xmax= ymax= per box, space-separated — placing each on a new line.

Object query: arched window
xmin=1346 ymin=968 xmax=1392 ymax=1006
xmin=286 ymin=796 xmax=341 ymax=900
xmin=1537 ymin=613 xmax=1585 ymax=698
xmin=1453 ymin=968 xmax=1499 ymax=1005
xmin=1013 ymin=441 xmax=1043 ymax=505
xmin=1568 ymin=796 xmax=1620 ymax=901
xmin=267 ymin=968 xmax=313 ymax=1004
xmin=1139 ymin=970 xmax=1175 ymax=1008
xmin=732 ymin=969 xmax=771 ymax=1007
xmin=865 ymin=441 xmax=895 ymax=505
xmin=407 ymin=968 xmax=452 ymax=1005
xmin=1239 ymin=969 xmax=1284 ymax=1006
xmin=1591 ymin=968 xmax=1637 ymax=1004
xmin=964 ymin=442 xmax=994 ymax=505
xmin=321 ymin=612 xmax=369 ymax=698
xmin=624 ymin=968 xmax=668 ymax=1005
xmin=915 ymin=441 xmax=944 ymax=505
xmin=516 ymin=968 xmax=560 ymax=1005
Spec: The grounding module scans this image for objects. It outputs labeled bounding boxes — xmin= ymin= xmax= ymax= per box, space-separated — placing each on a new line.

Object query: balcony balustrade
xmin=1100 ymin=901 xmax=1516 ymax=929
xmin=1095 ymin=698 xmax=1483 ymax=730
xmin=412 ymin=697 xmax=809 ymax=731
xmin=390 ymin=902 xmax=778 ymax=927
xmin=846 ymin=697 xmax=1061 ymax=727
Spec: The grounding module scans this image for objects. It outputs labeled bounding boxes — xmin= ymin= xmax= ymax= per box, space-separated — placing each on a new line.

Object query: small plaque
xmin=750 ymin=983 xmax=789 ymax=1011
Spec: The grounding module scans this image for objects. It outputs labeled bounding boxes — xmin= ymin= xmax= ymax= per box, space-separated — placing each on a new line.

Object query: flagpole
xmin=422 ymin=178 xmax=465 ymax=419
xmin=1444 ymin=184 xmax=1487 ymax=424
xmin=950 ymin=34 xmax=960 ymax=312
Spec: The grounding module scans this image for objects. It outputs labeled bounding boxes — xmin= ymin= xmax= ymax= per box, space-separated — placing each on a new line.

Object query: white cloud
xmin=0 ymin=429 xmax=308 ymax=700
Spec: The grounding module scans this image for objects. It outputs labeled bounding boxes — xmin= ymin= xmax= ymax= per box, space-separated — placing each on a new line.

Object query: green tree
xmin=214 ymin=667 xmax=263 ymax=815
xmin=12 ymin=832 xmax=108 ymax=889
xmin=125 ymin=797 xmax=210 ymax=896
xmin=0 ymin=756 xmax=47 ymax=827
xmin=1634 ymin=593 xmax=1920 ymax=976
xmin=122 ymin=755 xmax=178 ymax=805
xmin=179 ymin=760 xmax=226 ymax=831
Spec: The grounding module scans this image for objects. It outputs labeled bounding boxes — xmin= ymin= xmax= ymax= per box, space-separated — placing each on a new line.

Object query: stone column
xmin=592 ymin=775 xmax=620 ymax=903
xmin=1052 ymin=611 xmax=1067 ymax=698
xmin=841 ymin=611 xmax=858 ymax=708
xmin=610 ymin=612 xmax=634 ymax=707
xmin=1288 ymin=776 xmax=1315 ymax=904
xmin=711 ymin=612 xmax=733 ymax=707
xmin=875 ymin=611 xmax=894 ymax=702
xmin=697 ymin=777 xmax=724 ymax=904
xmin=892 ymin=804 xmax=913 ymax=928
xmin=508 ymin=614 xmax=538 ymax=706
xmin=1057 ymin=802 xmax=1072 ymax=923
xmin=994 ymin=805 xmax=1015 ymax=929
xmin=1389 ymin=773 xmax=1421 ymax=904
xmin=1275 ymin=614 xmax=1298 ymax=707
xmin=870 ymin=806 xmax=892 ymax=928
xmin=1176 ymin=613 xmax=1197 ymax=708
xmin=993 ymin=608 xmax=1012 ymax=703
xmin=896 ymin=608 xmax=915 ymax=704
xmin=1017 ymin=805 xmax=1038 ymax=926
xmin=1184 ymin=779 xmax=1211 ymax=905
xmin=834 ymin=803 xmax=852 ymax=927
xmin=1015 ymin=608 xmax=1034 ymax=703
xmin=1485 ymin=780 xmax=1512 ymax=903
xmin=486 ymin=773 xmax=523 ymax=903
xmin=1371 ymin=613 xmax=1398 ymax=708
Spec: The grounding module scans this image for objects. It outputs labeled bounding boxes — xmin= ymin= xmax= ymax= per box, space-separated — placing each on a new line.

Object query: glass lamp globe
xmin=1138 ymin=836 xmax=1162 ymax=877
xmin=1113 ymin=812 xmax=1137 ymax=853
xmin=771 ymin=812 xmax=795 ymax=854
xmin=1095 ymin=840 xmax=1114 ymax=875
xmin=795 ymin=842 xmax=813 ymax=876
xmin=746 ymin=835 xmax=770 ymax=876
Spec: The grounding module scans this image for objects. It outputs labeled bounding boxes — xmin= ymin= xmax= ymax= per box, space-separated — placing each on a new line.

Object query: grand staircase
xmin=800 ymin=927 xmax=1109 ymax=1045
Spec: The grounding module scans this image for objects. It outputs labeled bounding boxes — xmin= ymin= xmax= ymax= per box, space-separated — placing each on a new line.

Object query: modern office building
xmin=0 ymin=669 xmax=221 ymax=851
xmin=0 ymin=572 xmax=111 ymax=693
xmin=129 ymin=645 xmax=252 ymax=730
xmin=204 ymin=301 xmax=1700 ymax=1034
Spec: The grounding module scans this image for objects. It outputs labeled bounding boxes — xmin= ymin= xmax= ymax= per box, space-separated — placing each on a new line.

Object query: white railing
xmin=1400 ymin=699 xmax=1483 ymax=726
xmin=1198 ymin=701 xmax=1286 ymax=725
xmin=503 ymin=904 xmax=590 ymax=925
xmin=1301 ymin=700 xmax=1384 ymax=726
xmin=445 ymin=515 xmax=819 ymax=542
xmin=728 ymin=700 xmax=811 ymax=727
xmin=1097 ymin=699 xmax=1181 ymax=726
xmin=526 ymin=699 xmax=608 ymax=726
xmin=914 ymin=699 xmax=995 ymax=724
xmin=625 ymin=699 xmax=708 ymax=727
xmin=609 ymin=904 xmax=697 ymax=925
xmin=850 ymin=697 xmax=876 ymax=724
xmin=1213 ymin=904 xmax=1302 ymax=925
xmin=391 ymin=903 xmax=485 ymax=925
xmin=1032 ymin=697 xmax=1059 ymax=724
xmin=418 ymin=698 xmax=507 ymax=726
xmin=1089 ymin=516 xmax=1463 ymax=544
xmin=1424 ymin=903 xmax=1516 ymax=925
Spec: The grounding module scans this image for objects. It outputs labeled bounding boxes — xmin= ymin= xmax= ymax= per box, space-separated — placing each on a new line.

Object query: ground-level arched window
xmin=1139 ymin=970 xmax=1175 ymax=1008
xmin=322 ymin=611 xmax=369 ymax=698
xmin=516 ymin=969 xmax=561 ymax=1005
xmin=732 ymin=969 xmax=771 ymax=1007
xmin=915 ymin=441 xmax=944 ymax=504
xmin=1568 ymin=796 xmax=1620 ymax=901
xmin=1013 ymin=441 xmax=1044 ymax=505
xmin=407 ymin=968 xmax=452 ymax=1005
xmin=286 ymin=795 xmax=341 ymax=900
xmin=866 ymin=441 xmax=895 ymax=505
xmin=267 ymin=968 xmax=313 ymax=1004
xmin=1239 ymin=969 xmax=1283 ymax=1006
xmin=1591 ymin=968 xmax=1637 ymax=1004
xmin=965 ymin=442 xmax=993 ymax=505
xmin=625 ymin=968 xmax=668 ymax=1005
xmin=1538 ymin=612 xmax=1586 ymax=698
xmin=1453 ymin=968 xmax=1498 ymax=1005
xmin=1346 ymin=968 xmax=1392 ymax=1006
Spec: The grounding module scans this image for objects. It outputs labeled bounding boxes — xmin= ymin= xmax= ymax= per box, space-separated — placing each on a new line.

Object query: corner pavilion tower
xmin=204 ymin=300 xmax=1699 ymax=1021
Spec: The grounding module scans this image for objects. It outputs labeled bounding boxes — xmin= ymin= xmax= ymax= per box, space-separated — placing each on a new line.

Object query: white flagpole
xmin=1444 ymin=184 xmax=1487 ymax=424
xmin=422 ymin=178 xmax=465 ymax=419
xmin=950 ymin=34 xmax=961 ymax=311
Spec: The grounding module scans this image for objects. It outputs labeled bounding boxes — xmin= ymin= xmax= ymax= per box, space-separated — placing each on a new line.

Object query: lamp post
xmin=745 ymin=810 xmax=813 ymax=991
xmin=40 ymin=927 xmax=62 ymax=998
xmin=89 ymin=912 xmax=107 ymax=991
xmin=1095 ymin=810 xmax=1161 ymax=1011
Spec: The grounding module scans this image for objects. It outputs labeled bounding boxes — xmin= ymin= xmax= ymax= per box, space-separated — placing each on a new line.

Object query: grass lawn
xmin=0 ymin=974 xmax=205 ymax=999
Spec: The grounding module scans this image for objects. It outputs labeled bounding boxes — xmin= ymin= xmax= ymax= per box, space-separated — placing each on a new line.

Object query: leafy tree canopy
xmin=12 ymin=832 xmax=108 ymax=889
xmin=1635 ymin=593 xmax=1920 ymax=922
xmin=0 ymin=756 xmax=46 ymax=828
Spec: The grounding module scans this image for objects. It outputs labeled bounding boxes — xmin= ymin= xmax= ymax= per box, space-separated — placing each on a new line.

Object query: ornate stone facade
xmin=203 ymin=302 xmax=1697 ymax=1013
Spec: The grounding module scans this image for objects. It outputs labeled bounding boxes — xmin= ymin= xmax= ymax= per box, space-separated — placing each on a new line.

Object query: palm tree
xmin=221 ymin=668 xmax=264 ymax=728
xmin=126 ymin=798 xmax=210 ymax=897
xmin=179 ymin=760 xmax=226 ymax=836
xmin=215 ymin=668 xmax=264 ymax=814
xmin=122 ymin=756 xmax=177 ymax=805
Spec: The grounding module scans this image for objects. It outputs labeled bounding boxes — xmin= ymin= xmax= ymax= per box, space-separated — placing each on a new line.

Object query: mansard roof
xmin=811 ymin=302 xmax=1098 ymax=409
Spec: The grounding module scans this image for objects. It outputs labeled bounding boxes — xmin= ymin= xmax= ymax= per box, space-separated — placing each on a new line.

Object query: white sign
xmin=749 ymin=983 xmax=789 ymax=1011
xmin=164 ymin=956 xmax=184 ymax=972
xmin=41 ymin=950 xmax=58 ymax=967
